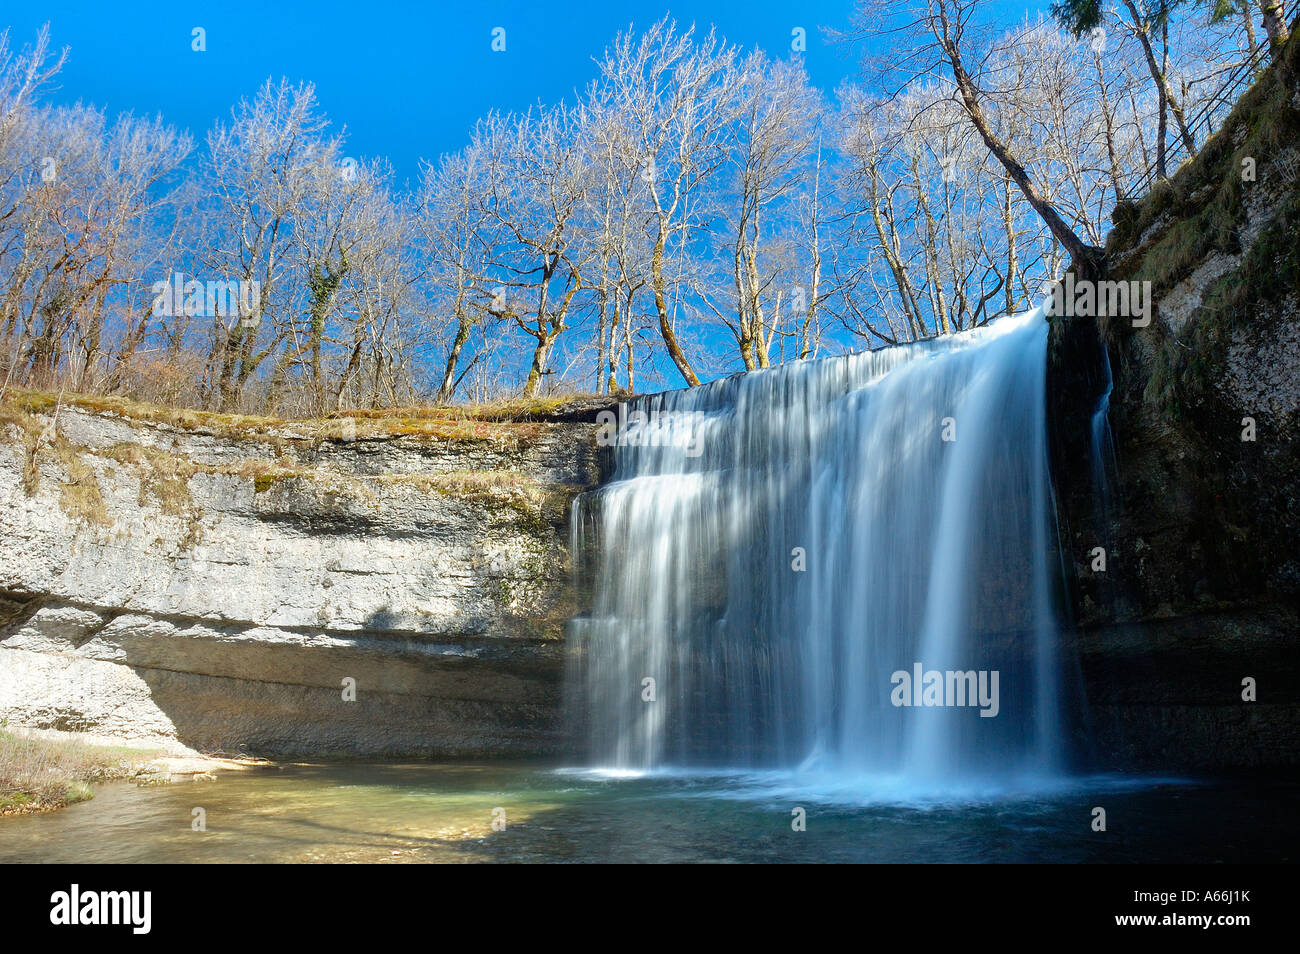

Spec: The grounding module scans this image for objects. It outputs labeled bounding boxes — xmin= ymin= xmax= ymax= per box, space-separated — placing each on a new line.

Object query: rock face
xmin=0 ymin=397 xmax=609 ymax=757
xmin=1048 ymin=39 xmax=1300 ymax=770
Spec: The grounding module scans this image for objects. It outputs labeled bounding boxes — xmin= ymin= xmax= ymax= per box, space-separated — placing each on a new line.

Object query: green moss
xmin=63 ymin=781 xmax=95 ymax=805
xmin=1110 ymin=178 xmax=1177 ymax=251
xmin=1130 ymin=181 xmax=1243 ymax=296
xmin=1109 ymin=45 xmax=1300 ymax=288
xmin=251 ymin=471 xmax=305 ymax=494
xmin=1143 ymin=148 xmax=1300 ymax=416
xmin=0 ymin=791 xmax=32 ymax=810
xmin=1104 ymin=37 xmax=1300 ymax=417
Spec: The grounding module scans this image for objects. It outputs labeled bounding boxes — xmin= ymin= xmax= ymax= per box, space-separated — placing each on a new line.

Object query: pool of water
xmin=1 ymin=762 xmax=1295 ymax=863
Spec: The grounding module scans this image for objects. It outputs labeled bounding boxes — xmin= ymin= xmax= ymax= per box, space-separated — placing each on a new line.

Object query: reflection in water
xmin=1 ymin=762 xmax=1295 ymax=863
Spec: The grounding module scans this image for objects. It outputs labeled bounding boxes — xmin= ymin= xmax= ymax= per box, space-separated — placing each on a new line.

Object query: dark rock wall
xmin=1048 ymin=37 xmax=1300 ymax=771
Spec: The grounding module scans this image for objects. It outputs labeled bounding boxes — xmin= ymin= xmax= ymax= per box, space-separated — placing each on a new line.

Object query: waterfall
xmin=1089 ymin=345 xmax=1119 ymax=529
xmin=568 ymin=308 xmax=1069 ymax=787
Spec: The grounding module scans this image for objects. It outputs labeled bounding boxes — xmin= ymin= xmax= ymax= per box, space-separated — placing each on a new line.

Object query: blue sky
xmin=8 ymin=0 xmax=1044 ymax=183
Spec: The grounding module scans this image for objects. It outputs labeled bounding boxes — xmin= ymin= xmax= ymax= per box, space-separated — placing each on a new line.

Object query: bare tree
xmin=581 ymin=76 xmax=662 ymax=394
xmin=0 ymin=97 xmax=189 ymax=390
xmin=842 ymin=0 xmax=1103 ymax=271
xmin=1051 ymin=1 xmax=1197 ymax=182
xmin=418 ymin=143 xmax=496 ymax=402
xmin=0 ymin=9 xmax=1276 ymax=408
xmin=596 ymin=17 xmax=742 ymax=386
xmin=0 ymin=24 xmax=67 ymax=230
xmin=478 ymin=105 xmax=594 ymax=397
xmin=708 ymin=53 xmax=823 ymax=369
xmin=200 ymin=79 xmax=339 ymax=409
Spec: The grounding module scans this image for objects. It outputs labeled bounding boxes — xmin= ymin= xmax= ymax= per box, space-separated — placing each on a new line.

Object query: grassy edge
xmin=0 ymin=728 xmax=166 ymax=816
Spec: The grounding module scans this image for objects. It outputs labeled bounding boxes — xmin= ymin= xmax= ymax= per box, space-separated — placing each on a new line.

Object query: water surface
xmin=1 ymin=762 xmax=1294 ymax=863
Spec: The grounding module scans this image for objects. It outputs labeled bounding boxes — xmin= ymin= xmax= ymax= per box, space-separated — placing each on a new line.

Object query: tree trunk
xmin=866 ymin=169 xmax=924 ymax=339
xmin=947 ymin=50 xmax=1100 ymax=273
xmin=1002 ymin=176 xmax=1018 ymax=317
xmin=1124 ymin=1 xmax=1195 ymax=157
xmin=650 ymin=230 xmax=700 ymax=386
xmin=1094 ymin=50 xmax=1126 ymax=200
xmin=438 ymin=316 xmax=473 ymax=404
xmin=1259 ymin=0 xmax=1291 ymax=58
xmin=524 ymin=333 xmax=557 ymax=397
xmin=1242 ymin=2 xmax=1259 ymax=54
xmin=733 ymin=218 xmax=756 ymax=371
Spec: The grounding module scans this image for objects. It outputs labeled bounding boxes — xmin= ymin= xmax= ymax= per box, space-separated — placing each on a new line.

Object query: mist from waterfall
xmin=568 ymin=308 xmax=1071 ymax=792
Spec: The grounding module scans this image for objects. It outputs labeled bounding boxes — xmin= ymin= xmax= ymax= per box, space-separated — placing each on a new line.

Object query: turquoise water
xmin=1 ymin=762 xmax=1294 ymax=863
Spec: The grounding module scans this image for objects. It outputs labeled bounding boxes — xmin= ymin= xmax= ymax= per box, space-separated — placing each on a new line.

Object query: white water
xmin=569 ymin=308 xmax=1069 ymax=790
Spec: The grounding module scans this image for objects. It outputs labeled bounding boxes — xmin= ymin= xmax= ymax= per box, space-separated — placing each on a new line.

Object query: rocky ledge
xmin=0 ymin=393 xmax=612 ymax=757
xmin=1048 ymin=37 xmax=1300 ymax=771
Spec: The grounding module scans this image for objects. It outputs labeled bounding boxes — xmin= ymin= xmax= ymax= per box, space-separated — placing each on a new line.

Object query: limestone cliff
xmin=1049 ymin=36 xmax=1300 ymax=769
xmin=0 ymin=392 xmax=610 ymax=757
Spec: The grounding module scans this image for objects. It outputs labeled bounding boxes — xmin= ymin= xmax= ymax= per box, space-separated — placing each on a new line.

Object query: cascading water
xmin=1090 ymin=346 xmax=1118 ymax=511
xmin=568 ymin=307 xmax=1072 ymax=790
